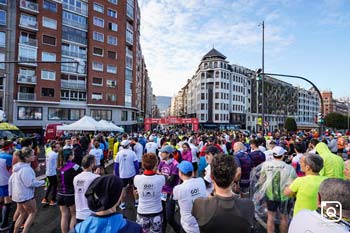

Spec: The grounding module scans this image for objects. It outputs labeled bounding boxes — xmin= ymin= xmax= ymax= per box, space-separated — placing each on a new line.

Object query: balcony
xmin=20 ymin=0 xmax=39 ymax=14
xmin=18 ymin=56 xmax=37 ymax=66
xmin=18 ymin=92 xmax=36 ymax=101
xmin=62 ymin=18 xmax=87 ymax=31
xmin=18 ymin=74 xmax=37 ymax=84
xmin=19 ymin=36 xmax=38 ymax=47
xmin=61 ymin=80 xmax=86 ymax=90
xmin=62 ymin=4 xmax=88 ymax=16
xmin=19 ymin=18 xmax=38 ymax=31
xmin=61 ymin=50 xmax=87 ymax=59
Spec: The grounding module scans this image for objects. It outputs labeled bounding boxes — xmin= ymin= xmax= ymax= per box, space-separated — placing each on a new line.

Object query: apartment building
xmin=3 ymin=0 xmax=151 ymax=132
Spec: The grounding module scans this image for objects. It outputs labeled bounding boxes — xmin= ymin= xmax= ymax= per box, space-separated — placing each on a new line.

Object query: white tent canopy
xmin=99 ymin=120 xmax=124 ymax=132
xmin=57 ymin=116 xmax=108 ymax=131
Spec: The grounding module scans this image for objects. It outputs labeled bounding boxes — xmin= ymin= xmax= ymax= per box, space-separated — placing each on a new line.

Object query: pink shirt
xmin=182 ymin=150 xmax=192 ymax=162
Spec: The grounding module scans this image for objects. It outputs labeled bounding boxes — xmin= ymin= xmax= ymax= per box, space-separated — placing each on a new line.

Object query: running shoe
xmin=49 ymin=201 xmax=57 ymax=206
xmin=119 ymin=203 xmax=126 ymax=210
xmin=41 ymin=198 xmax=49 ymax=204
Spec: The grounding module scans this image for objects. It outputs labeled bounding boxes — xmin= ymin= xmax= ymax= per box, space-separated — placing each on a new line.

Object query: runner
xmin=145 ymin=136 xmax=158 ymax=154
xmin=192 ymin=154 xmax=254 ymax=233
xmin=158 ymin=145 xmax=180 ymax=233
xmin=42 ymin=142 xmax=60 ymax=206
xmin=291 ymin=142 xmax=305 ymax=177
xmin=8 ymin=147 xmax=45 ymax=233
xmin=134 ymin=153 xmax=165 ymax=233
xmin=203 ymin=146 xmax=220 ymax=196
xmin=173 ymin=161 xmax=206 ymax=233
xmin=0 ymin=141 xmax=14 ymax=230
xmin=114 ymin=140 xmax=139 ymax=210
xmin=73 ymin=155 xmax=100 ymax=223
xmin=73 ymin=175 xmax=141 ymax=233
xmin=88 ymin=141 xmax=103 ymax=175
xmin=284 ymin=153 xmax=327 ymax=216
xmin=131 ymin=137 xmax=144 ymax=171
xmin=57 ymin=149 xmax=82 ymax=233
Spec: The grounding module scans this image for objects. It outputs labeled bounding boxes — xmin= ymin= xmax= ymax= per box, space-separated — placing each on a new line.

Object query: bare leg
xmin=279 ymin=214 xmax=289 ymax=233
xmin=68 ymin=205 xmax=76 ymax=231
xmin=60 ymin=206 xmax=70 ymax=233
xmin=267 ymin=211 xmax=276 ymax=233
xmin=22 ymin=199 xmax=37 ymax=233
xmin=14 ymin=204 xmax=26 ymax=233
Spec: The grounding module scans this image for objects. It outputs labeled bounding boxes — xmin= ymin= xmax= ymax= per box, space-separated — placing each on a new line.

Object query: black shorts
xmin=57 ymin=194 xmax=75 ymax=207
xmin=17 ymin=197 xmax=35 ymax=204
xmin=121 ymin=177 xmax=134 ymax=188
xmin=266 ymin=199 xmax=293 ymax=215
xmin=192 ymin=162 xmax=198 ymax=172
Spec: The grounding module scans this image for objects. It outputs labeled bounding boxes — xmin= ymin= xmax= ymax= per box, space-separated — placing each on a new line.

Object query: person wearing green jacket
xmin=315 ymin=142 xmax=344 ymax=179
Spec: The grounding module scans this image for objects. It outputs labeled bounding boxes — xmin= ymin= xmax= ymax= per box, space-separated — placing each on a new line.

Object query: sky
xmin=139 ymin=0 xmax=350 ymax=99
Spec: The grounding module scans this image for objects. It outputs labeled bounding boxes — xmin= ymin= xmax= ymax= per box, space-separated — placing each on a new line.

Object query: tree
xmin=325 ymin=112 xmax=347 ymax=129
xmin=284 ymin=117 xmax=297 ymax=132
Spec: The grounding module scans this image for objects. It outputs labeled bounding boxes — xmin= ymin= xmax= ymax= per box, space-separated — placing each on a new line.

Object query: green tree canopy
xmin=284 ymin=117 xmax=297 ymax=131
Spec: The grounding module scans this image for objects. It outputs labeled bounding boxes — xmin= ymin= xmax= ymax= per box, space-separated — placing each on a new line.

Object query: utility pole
xmin=262 ymin=21 xmax=265 ymax=135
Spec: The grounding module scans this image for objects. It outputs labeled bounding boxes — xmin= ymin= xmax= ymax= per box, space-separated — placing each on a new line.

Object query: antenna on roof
xmin=213 ymin=44 xmax=215 ymax=49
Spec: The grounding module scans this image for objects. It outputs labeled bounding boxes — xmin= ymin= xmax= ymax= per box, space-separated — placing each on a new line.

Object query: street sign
xmin=257 ymin=117 xmax=262 ymax=126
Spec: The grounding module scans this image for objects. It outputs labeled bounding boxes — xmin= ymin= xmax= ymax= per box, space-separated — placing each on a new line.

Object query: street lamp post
xmin=258 ymin=21 xmax=265 ymax=135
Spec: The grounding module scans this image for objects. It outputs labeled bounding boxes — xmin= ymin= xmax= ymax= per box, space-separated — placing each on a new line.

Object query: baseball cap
xmin=159 ymin=145 xmax=175 ymax=154
xmin=85 ymin=175 xmax=123 ymax=212
xmin=272 ymin=146 xmax=287 ymax=157
xmin=177 ymin=161 xmax=194 ymax=174
xmin=120 ymin=140 xmax=130 ymax=147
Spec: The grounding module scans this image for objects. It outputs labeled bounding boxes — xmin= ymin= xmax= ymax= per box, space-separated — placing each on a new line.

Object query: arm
xmin=166 ymin=174 xmax=178 ymax=187
xmin=114 ymin=162 xmax=120 ymax=176
xmin=284 ymin=186 xmax=296 ymax=197
xmin=133 ymin=160 xmax=139 ymax=174
xmin=21 ymin=169 xmax=45 ymax=188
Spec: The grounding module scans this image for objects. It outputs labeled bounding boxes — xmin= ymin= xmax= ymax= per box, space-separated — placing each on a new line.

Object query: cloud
xmin=139 ymin=0 xmax=295 ymax=96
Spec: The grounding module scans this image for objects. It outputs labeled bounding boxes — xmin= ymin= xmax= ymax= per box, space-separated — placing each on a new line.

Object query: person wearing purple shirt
xmin=249 ymin=139 xmax=266 ymax=167
xmin=158 ymin=145 xmax=180 ymax=233
xmin=181 ymin=142 xmax=192 ymax=162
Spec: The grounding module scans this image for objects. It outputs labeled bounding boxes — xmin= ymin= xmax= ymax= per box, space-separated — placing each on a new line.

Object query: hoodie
xmin=73 ymin=213 xmax=141 ymax=233
xmin=315 ymin=142 xmax=344 ymax=179
xmin=9 ymin=162 xmax=44 ymax=202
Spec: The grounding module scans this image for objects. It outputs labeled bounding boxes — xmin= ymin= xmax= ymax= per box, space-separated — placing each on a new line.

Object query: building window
xmin=125 ymin=69 xmax=132 ymax=81
xmin=18 ymin=106 xmax=42 ymax=120
xmin=0 ymin=53 xmax=4 ymax=69
xmin=0 ymin=10 xmax=6 ymax=25
xmin=62 ymin=11 xmax=87 ymax=30
xmin=108 ymin=0 xmax=117 ymax=4
xmin=107 ymin=51 xmax=117 ymax=59
xmin=92 ymin=62 xmax=103 ymax=71
xmin=18 ymin=45 xmax=37 ymax=62
xmin=126 ymin=0 xmax=134 ymax=19
xmin=92 ymin=77 xmax=103 ymax=86
xmin=108 ymin=22 xmax=118 ymax=31
xmin=41 ymin=70 xmax=56 ymax=80
xmin=200 ymin=114 xmax=205 ymax=121
xmin=106 ymin=80 xmax=116 ymax=88
xmin=43 ymin=0 xmax=57 ymax=12
xmin=61 ymin=90 xmax=86 ymax=101
xmin=42 ymin=52 xmax=56 ymax=61
xmin=62 ymin=0 xmax=88 ymax=15
xmin=0 ymin=0 xmax=7 ymax=4
xmin=42 ymin=35 xmax=56 ymax=46
xmin=90 ymin=109 xmax=112 ymax=121
xmin=106 ymin=93 xmax=116 ymax=101
xmin=126 ymin=22 xmax=133 ymax=44
xmin=62 ymin=26 xmax=87 ymax=45
xmin=93 ymin=47 xmax=103 ymax=56
xmin=107 ymin=65 xmax=117 ymax=74
xmin=42 ymin=17 xmax=57 ymax=29
xmin=0 ymin=32 xmax=5 ymax=47
xmin=107 ymin=36 xmax=117 ymax=45
xmin=121 ymin=111 xmax=128 ymax=121
xmin=93 ymin=31 xmax=104 ymax=42
xmin=93 ymin=17 xmax=104 ymax=27
xmin=215 ymin=114 xmax=219 ymax=121
xmin=48 ymin=108 xmax=85 ymax=120
xmin=200 ymin=103 xmax=205 ymax=110
xmin=93 ymin=3 xmax=104 ymax=13
xmin=41 ymin=88 xmax=55 ymax=97
xmin=107 ymin=9 xmax=117 ymax=18
xmin=91 ymin=93 xmax=102 ymax=101
xmin=200 ymin=93 xmax=205 ymax=100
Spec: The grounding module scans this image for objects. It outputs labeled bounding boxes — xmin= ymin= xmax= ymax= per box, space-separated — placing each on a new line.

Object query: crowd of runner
xmin=0 ymin=129 xmax=350 ymax=233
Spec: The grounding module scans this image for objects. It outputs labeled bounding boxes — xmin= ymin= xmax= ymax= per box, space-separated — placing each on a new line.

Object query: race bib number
xmin=161 ymin=192 xmax=167 ymax=201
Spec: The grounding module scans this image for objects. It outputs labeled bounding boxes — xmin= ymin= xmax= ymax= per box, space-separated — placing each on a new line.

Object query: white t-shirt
xmin=45 ymin=151 xmax=58 ymax=176
xmin=289 ymin=209 xmax=349 ymax=233
xmin=133 ymin=143 xmax=144 ymax=163
xmin=189 ymin=143 xmax=199 ymax=163
xmin=264 ymin=149 xmax=274 ymax=161
xmin=203 ymin=165 xmax=213 ymax=196
xmin=134 ymin=174 xmax=165 ymax=214
xmin=73 ymin=171 xmax=100 ymax=220
xmin=115 ymin=149 xmax=138 ymax=178
xmin=145 ymin=142 xmax=158 ymax=154
xmin=173 ymin=178 xmax=206 ymax=233
xmin=89 ymin=148 xmax=103 ymax=166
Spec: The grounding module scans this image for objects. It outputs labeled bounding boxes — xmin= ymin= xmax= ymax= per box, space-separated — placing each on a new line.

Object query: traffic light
xmin=256 ymin=68 xmax=262 ymax=81
xmin=317 ymin=112 xmax=324 ymax=124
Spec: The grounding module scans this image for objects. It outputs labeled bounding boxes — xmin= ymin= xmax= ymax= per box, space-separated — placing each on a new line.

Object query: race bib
xmin=161 ymin=192 xmax=167 ymax=201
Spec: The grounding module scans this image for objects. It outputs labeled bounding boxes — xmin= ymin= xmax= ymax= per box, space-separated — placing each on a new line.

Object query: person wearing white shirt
xmin=134 ymin=153 xmax=165 ymax=233
xmin=89 ymin=141 xmax=103 ymax=175
xmin=73 ymin=155 xmax=100 ymax=223
xmin=114 ymin=140 xmax=139 ymax=210
xmin=203 ymin=146 xmax=221 ymax=196
xmin=131 ymin=137 xmax=144 ymax=169
xmin=145 ymin=136 xmax=158 ymax=154
xmin=188 ymin=139 xmax=199 ymax=177
xmin=264 ymin=141 xmax=276 ymax=161
xmin=173 ymin=161 xmax=206 ymax=233
xmin=42 ymin=142 xmax=60 ymax=205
